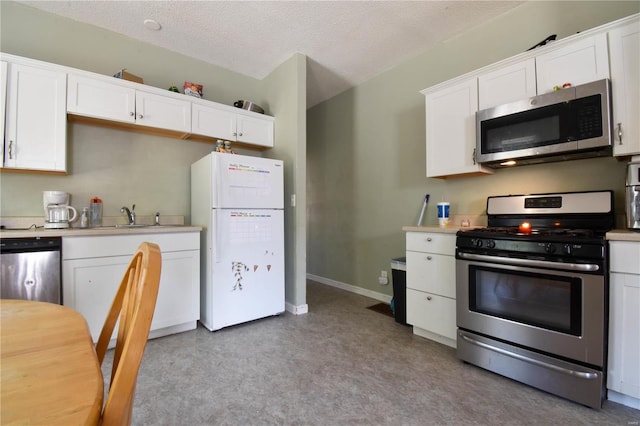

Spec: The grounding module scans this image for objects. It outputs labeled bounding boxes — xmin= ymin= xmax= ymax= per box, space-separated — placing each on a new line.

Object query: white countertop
xmin=404 ymin=225 xmax=640 ymax=242
xmin=402 ymin=225 xmax=463 ymax=234
xmin=606 ymin=229 xmax=640 ymax=242
xmin=0 ymin=225 xmax=202 ymax=239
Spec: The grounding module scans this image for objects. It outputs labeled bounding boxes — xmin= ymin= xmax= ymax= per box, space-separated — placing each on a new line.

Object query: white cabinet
xmin=535 ymin=33 xmax=610 ymax=94
xmin=478 ymin=58 xmax=537 ymax=110
xmin=3 ymin=61 xmax=67 ymax=173
xmin=191 ymin=102 xmax=274 ymax=147
xmin=423 ymin=78 xmax=491 ymax=178
xmin=62 ymin=232 xmax=200 ymax=344
xmin=1 ymin=61 xmax=6 ymax=166
xmin=609 ymin=19 xmax=640 ymax=157
xmin=67 ymin=74 xmax=191 ymax=133
xmin=607 ymin=241 xmax=640 ymax=409
xmin=405 ymin=231 xmax=457 ymax=348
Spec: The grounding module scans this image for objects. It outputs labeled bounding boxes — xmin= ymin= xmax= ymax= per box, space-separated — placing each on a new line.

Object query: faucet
xmin=120 ymin=204 xmax=136 ymax=225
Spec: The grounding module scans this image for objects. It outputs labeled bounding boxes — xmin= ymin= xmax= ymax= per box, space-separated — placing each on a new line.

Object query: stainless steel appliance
xmin=476 ymin=79 xmax=612 ymax=168
xmin=0 ymin=237 xmax=62 ymax=304
xmin=626 ymin=161 xmax=640 ymax=230
xmin=455 ymin=191 xmax=613 ymax=409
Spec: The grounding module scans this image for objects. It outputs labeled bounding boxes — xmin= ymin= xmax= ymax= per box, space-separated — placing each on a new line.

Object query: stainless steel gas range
xmin=455 ymin=190 xmax=614 ymax=409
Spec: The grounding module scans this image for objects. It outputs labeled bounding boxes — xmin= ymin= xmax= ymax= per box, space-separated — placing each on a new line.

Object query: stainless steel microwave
xmin=476 ymin=79 xmax=612 ymax=168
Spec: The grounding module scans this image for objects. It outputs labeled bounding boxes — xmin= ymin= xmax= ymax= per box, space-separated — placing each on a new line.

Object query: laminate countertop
xmin=606 ymin=229 xmax=640 ymax=242
xmin=404 ymin=226 xmax=640 ymax=242
xmin=0 ymin=225 xmax=202 ymax=239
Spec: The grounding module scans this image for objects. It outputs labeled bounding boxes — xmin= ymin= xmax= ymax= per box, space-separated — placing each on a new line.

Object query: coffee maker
xmin=625 ymin=161 xmax=640 ymax=230
xmin=43 ymin=191 xmax=77 ymax=229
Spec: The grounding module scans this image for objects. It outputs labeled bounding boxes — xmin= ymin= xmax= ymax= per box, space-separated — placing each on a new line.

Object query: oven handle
xmin=458 ymin=332 xmax=599 ymax=380
xmin=457 ymin=252 xmax=599 ymax=272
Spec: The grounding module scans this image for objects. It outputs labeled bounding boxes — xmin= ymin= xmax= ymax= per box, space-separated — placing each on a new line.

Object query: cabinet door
xmin=67 ymin=74 xmax=136 ymax=124
xmin=191 ymin=103 xmax=236 ymax=140
xmin=135 ymin=90 xmax=191 ymax=133
xmin=535 ymin=33 xmax=610 ymax=94
xmin=1 ymin=61 xmax=6 ymax=166
xmin=237 ymin=115 xmax=274 ymax=147
xmin=63 ymin=250 xmax=200 ymax=342
xmin=406 ymin=288 xmax=456 ymax=340
xmin=4 ymin=63 xmax=66 ymax=172
xmin=425 ymin=78 xmax=489 ymax=178
xmin=478 ymin=58 xmax=537 ymax=110
xmin=609 ymin=20 xmax=640 ymax=157
xmin=608 ymin=272 xmax=640 ymax=399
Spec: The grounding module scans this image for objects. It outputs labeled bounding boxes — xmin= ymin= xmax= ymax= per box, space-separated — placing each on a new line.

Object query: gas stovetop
xmin=456 ymin=191 xmax=613 ymax=260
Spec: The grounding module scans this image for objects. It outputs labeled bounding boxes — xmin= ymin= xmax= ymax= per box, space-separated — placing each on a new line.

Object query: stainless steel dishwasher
xmin=0 ymin=237 xmax=61 ymax=304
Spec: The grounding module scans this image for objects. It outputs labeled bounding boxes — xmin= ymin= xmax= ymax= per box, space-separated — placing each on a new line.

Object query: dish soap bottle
xmin=90 ymin=197 xmax=102 ymax=226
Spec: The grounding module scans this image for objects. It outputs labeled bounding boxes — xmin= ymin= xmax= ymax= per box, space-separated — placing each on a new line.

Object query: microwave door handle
xmin=472 ymin=148 xmax=477 ymax=165
xmin=457 ymin=252 xmax=600 ymax=272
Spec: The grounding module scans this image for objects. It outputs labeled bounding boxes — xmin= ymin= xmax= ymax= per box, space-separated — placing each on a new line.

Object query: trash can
xmin=390 ymin=257 xmax=407 ymax=325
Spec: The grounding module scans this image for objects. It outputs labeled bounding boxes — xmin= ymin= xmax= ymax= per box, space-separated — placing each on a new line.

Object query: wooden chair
xmin=95 ymin=242 xmax=162 ymax=426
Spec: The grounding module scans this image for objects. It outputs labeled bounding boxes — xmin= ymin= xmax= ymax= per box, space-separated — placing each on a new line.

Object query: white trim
xmin=607 ymin=390 xmax=640 ymax=410
xmin=307 ymin=273 xmax=392 ymax=303
xmin=285 ymin=302 xmax=308 ymax=315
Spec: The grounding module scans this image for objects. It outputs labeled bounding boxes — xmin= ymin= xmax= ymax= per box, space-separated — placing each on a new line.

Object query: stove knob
xmin=486 ymin=240 xmax=495 ymax=249
xmin=545 ymin=243 xmax=556 ymax=254
xmin=473 ymin=239 xmax=483 ymax=248
xmin=563 ymin=244 xmax=573 ymax=255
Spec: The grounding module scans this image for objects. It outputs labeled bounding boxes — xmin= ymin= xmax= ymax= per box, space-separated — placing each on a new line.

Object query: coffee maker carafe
xmin=625 ymin=161 xmax=640 ymax=230
xmin=43 ymin=191 xmax=77 ymax=229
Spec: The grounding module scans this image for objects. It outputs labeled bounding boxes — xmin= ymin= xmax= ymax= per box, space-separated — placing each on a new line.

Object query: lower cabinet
xmin=406 ymin=231 xmax=457 ymax=348
xmin=62 ymin=232 xmax=200 ymax=343
xmin=607 ymin=241 xmax=640 ymax=409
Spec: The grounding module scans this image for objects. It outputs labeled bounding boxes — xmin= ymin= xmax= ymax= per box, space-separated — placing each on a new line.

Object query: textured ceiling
xmin=16 ymin=1 xmax=523 ymax=107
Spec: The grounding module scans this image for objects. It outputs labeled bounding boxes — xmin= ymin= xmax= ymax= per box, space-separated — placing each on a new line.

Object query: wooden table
xmin=1 ymin=300 xmax=103 ymax=425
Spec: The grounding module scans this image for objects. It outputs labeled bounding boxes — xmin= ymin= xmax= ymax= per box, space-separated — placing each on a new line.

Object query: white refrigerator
xmin=191 ymin=152 xmax=284 ymax=331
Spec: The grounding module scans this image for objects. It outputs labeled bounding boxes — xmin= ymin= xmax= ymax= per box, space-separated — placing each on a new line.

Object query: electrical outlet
xmin=381 ymin=270 xmax=388 ymax=278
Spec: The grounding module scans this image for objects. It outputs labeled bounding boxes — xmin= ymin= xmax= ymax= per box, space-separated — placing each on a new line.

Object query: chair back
xmin=95 ymin=242 xmax=162 ymax=426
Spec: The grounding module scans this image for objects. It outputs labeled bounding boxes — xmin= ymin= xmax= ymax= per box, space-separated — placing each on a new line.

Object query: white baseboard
xmin=607 ymin=389 xmax=640 ymax=410
xmin=307 ymin=273 xmax=392 ymax=303
xmin=285 ymin=302 xmax=308 ymax=315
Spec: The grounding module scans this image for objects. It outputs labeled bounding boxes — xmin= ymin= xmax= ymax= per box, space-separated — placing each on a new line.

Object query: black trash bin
xmin=390 ymin=257 xmax=407 ymax=325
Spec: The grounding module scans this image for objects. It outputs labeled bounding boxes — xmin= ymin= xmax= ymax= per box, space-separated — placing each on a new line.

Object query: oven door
xmin=456 ymin=255 xmax=605 ymax=367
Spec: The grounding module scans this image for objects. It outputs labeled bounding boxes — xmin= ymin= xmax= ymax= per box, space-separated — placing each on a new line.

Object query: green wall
xmin=307 ymin=1 xmax=640 ymax=297
xmin=0 ymin=1 xmax=307 ymax=307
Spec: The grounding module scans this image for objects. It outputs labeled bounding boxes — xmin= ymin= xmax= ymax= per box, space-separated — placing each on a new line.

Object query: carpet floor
xmin=104 ymin=280 xmax=639 ymax=425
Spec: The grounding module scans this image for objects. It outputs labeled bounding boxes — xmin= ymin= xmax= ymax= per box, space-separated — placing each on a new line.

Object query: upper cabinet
xmin=422 ymin=14 xmax=638 ymax=178
xmin=423 ymin=78 xmax=492 ymax=178
xmin=478 ymin=58 xmax=537 ymax=110
xmin=67 ymin=74 xmax=191 ymax=134
xmin=2 ymin=60 xmax=67 ymax=173
xmin=191 ymin=102 xmax=274 ymax=148
xmin=1 ymin=61 xmax=7 ymax=167
xmin=609 ymin=20 xmax=640 ymax=157
xmin=535 ymin=33 xmax=610 ymax=94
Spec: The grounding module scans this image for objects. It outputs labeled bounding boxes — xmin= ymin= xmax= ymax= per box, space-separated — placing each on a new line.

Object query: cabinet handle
xmin=8 ymin=140 xmax=13 ymax=159
xmin=617 ymin=123 xmax=623 ymax=145
xmin=129 ymin=112 xmax=135 ymax=116
xmin=426 ymin=237 xmax=432 ymax=242
xmin=238 ymin=132 xmax=243 ymax=137
xmin=233 ymin=132 xmax=237 ymax=136
xmin=426 ymin=256 xmax=432 ymax=260
xmin=426 ymin=296 xmax=432 ymax=301
xmin=138 ymin=114 xmax=144 ymax=119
